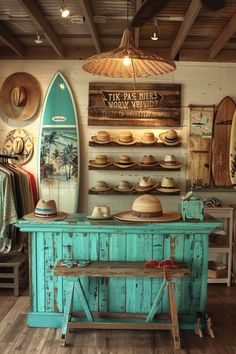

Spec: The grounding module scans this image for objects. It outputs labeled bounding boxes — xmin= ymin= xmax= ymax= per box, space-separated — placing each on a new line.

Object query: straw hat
xmin=159 ymin=154 xmax=181 ymax=169
xmin=113 ymin=155 xmax=136 ymax=168
xmin=90 ymin=181 xmax=111 ymax=192
xmin=113 ymin=180 xmax=134 ymax=192
xmin=89 ymin=154 xmax=112 ymax=168
xmin=138 ymin=155 xmax=159 ymax=167
xmin=3 ymin=128 xmax=34 ymax=165
xmin=87 ymin=205 xmax=113 ymax=220
xmin=156 ymin=177 xmax=180 ymax=193
xmin=115 ymin=131 xmax=137 ymax=145
xmin=0 ymin=72 xmax=40 ymax=121
xmin=91 ymin=131 xmax=113 ymax=144
xmin=140 ymin=131 xmax=157 ymax=144
xmin=159 ymin=130 xmax=180 ymax=146
xmin=113 ymin=194 xmax=181 ymax=222
xmin=24 ymin=200 xmax=68 ymax=222
xmin=135 ymin=176 xmax=156 ymax=191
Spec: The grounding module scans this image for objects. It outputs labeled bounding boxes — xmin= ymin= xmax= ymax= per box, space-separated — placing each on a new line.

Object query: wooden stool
xmin=54 ymin=260 xmax=191 ymax=349
xmin=0 ymin=253 xmax=28 ymax=296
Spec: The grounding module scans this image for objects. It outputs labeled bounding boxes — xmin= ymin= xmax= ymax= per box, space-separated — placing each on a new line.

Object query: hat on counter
xmin=159 ymin=130 xmax=180 ymax=146
xmin=89 ymin=154 xmax=112 ymax=168
xmin=113 ymin=155 xmax=136 ymax=168
xmin=156 ymin=177 xmax=180 ymax=193
xmin=113 ymin=194 xmax=181 ymax=222
xmin=159 ymin=154 xmax=181 ymax=169
xmin=115 ymin=131 xmax=137 ymax=145
xmin=140 ymin=131 xmax=157 ymax=144
xmin=0 ymin=72 xmax=41 ymax=121
xmin=134 ymin=176 xmax=156 ymax=192
xmin=87 ymin=205 xmax=113 ymax=220
xmin=138 ymin=154 xmax=159 ymax=167
xmin=113 ymin=180 xmax=134 ymax=192
xmin=90 ymin=180 xmax=111 ymax=192
xmin=23 ymin=199 xmax=68 ymax=222
xmin=91 ymin=130 xmax=113 ymax=144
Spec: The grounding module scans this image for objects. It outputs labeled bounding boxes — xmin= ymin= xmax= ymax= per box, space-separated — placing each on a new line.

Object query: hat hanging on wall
xmin=3 ymin=128 xmax=34 ymax=164
xmin=0 ymin=72 xmax=41 ymax=121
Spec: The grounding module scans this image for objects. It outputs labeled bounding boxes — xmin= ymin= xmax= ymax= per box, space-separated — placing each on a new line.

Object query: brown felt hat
xmin=113 ymin=194 xmax=181 ymax=223
xmin=0 ymin=72 xmax=41 ymax=121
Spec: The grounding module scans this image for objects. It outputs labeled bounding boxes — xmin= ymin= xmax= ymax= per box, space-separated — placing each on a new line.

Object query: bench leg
xmin=61 ymin=281 xmax=75 ymax=346
xmin=168 ymin=281 xmax=181 ymax=350
xmin=146 ymin=279 xmax=167 ymax=322
xmin=75 ymin=278 xmax=94 ymax=322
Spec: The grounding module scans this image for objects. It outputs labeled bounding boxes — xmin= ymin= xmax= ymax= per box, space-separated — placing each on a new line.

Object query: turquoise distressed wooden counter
xmin=15 ymin=214 xmax=222 ymax=330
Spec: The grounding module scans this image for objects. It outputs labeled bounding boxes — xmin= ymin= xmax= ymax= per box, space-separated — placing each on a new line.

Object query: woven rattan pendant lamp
xmin=82 ymin=27 xmax=176 ymax=78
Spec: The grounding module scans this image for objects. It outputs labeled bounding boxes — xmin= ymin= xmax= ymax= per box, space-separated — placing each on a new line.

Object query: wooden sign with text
xmin=88 ymin=83 xmax=181 ymax=127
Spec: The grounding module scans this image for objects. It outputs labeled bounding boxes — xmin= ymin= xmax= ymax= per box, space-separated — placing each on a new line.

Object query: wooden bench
xmin=0 ymin=253 xmax=28 ymax=296
xmin=53 ymin=260 xmax=191 ymax=349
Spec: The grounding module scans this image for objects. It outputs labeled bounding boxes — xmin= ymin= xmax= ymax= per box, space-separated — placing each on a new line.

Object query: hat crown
xmin=35 ymin=199 xmax=57 ymax=217
xmin=118 ymin=180 xmax=131 ymax=189
xmin=94 ymin=154 xmax=109 ymax=164
xmin=96 ymin=130 xmax=110 ymax=141
xmin=139 ymin=176 xmax=152 ymax=187
xmin=91 ymin=205 xmax=110 ymax=218
xmin=165 ymin=130 xmax=177 ymax=140
xmin=161 ymin=177 xmax=176 ymax=188
xmin=12 ymin=137 xmax=24 ymax=154
xmin=119 ymin=155 xmax=131 ymax=163
xmin=11 ymin=86 xmax=27 ymax=107
xmin=164 ymin=154 xmax=176 ymax=162
xmin=132 ymin=194 xmax=163 ymax=214
xmin=141 ymin=155 xmax=156 ymax=164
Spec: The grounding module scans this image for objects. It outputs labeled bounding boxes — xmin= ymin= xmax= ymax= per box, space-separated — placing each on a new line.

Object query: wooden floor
xmin=0 ymin=284 xmax=236 ymax=354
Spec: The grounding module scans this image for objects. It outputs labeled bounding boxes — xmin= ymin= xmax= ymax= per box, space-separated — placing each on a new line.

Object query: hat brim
xmin=113 ymin=162 xmax=136 ymax=168
xmin=156 ymin=187 xmax=181 ymax=193
xmin=0 ymin=72 xmax=41 ymax=121
xmin=91 ymin=136 xmax=113 ymax=144
xmin=134 ymin=184 xmax=156 ymax=192
xmin=113 ymin=186 xmax=134 ymax=192
xmin=86 ymin=215 xmax=113 ymax=220
xmin=159 ymin=162 xmax=181 ymax=169
xmin=90 ymin=187 xmax=111 ymax=192
xmin=23 ymin=211 xmax=68 ymax=222
xmin=113 ymin=210 xmax=181 ymax=223
xmin=137 ymin=162 xmax=159 ymax=167
xmin=115 ymin=138 xmax=137 ymax=145
xmin=140 ymin=138 xmax=157 ymax=144
xmin=89 ymin=160 xmax=112 ymax=168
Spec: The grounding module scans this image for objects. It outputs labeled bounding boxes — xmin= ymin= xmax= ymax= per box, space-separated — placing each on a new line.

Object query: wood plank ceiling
xmin=0 ymin=0 xmax=236 ymax=62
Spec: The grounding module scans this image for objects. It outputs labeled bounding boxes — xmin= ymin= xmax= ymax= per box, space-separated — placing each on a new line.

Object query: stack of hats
xmin=159 ymin=130 xmax=180 ymax=145
xmin=203 ymin=197 xmax=222 ymax=207
xmin=113 ymin=155 xmax=136 ymax=168
xmin=115 ymin=131 xmax=137 ymax=145
xmin=91 ymin=131 xmax=113 ymax=144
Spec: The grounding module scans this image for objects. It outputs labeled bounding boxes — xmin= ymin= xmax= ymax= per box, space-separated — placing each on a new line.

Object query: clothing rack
xmin=0 ymin=154 xmax=19 ymax=161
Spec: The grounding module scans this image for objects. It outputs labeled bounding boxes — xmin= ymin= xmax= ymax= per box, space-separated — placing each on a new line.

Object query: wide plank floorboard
xmin=0 ymin=285 xmax=235 ymax=354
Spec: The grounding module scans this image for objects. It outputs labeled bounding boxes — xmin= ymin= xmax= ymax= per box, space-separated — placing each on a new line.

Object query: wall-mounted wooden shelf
xmin=89 ymin=189 xmax=181 ymax=196
xmin=89 ymin=141 xmax=181 ymax=148
xmin=89 ymin=165 xmax=181 ymax=171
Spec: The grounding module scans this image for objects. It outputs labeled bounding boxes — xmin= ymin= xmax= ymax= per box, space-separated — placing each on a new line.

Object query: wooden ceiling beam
xmin=77 ymin=0 xmax=102 ymax=54
xmin=209 ymin=12 xmax=236 ymax=59
xmin=16 ymin=0 xmax=64 ymax=58
xmin=134 ymin=0 xmax=141 ymax=48
xmin=170 ymin=0 xmax=202 ymax=60
xmin=180 ymin=48 xmax=236 ymax=62
xmin=0 ymin=22 xmax=25 ymax=56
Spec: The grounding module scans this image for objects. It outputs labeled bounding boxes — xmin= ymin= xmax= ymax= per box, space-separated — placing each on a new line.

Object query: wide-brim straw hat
xmin=0 ymin=72 xmax=41 ymax=121
xmin=156 ymin=177 xmax=181 ymax=193
xmin=113 ymin=194 xmax=181 ymax=223
xmin=113 ymin=181 xmax=134 ymax=192
xmin=159 ymin=130 xmax=180 ymax=146
xmin=134 ymin=177 xmax=156 ymax=192
xmin=140 ymin=132 xmax=157 ymax=144
xmin=90 ymin=181 xmax=111 ymax=192
xmin=159 ymin=155 xmax=181 ymax=169
xmin=138 ymin=155 xmax=159 ymax=167
xmin=24 ymin=199 xmax=68 ymax=222
xmin=115 ymin=131 xmax=137 ymax=145
xmin=89 ymin=155 xmax=112 ymax=168
xmin=87 ymin=205 xmax=113 ymax=220
xmin=91 ymin=131 xmax=113 ymax=144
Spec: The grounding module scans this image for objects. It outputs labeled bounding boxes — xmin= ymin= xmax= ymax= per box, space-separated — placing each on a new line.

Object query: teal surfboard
xmin=38 ymin=71 xmax=80 ymax=213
